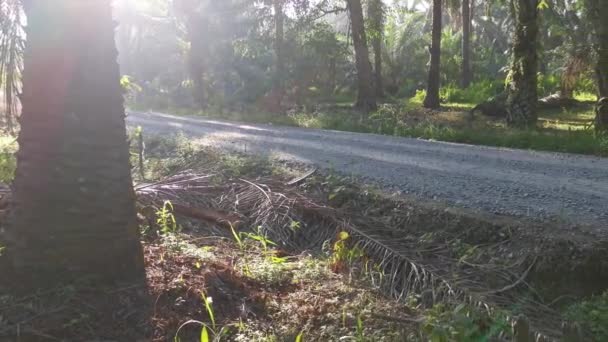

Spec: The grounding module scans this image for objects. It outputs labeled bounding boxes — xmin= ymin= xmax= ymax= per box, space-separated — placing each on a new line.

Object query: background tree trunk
xmin=587 ymin=0 xmax=608 ymax=97
xmin=506 ymin=0 xmax=539 ymax=127
xmin=461 ymin=0 xmax=472 ymax=88
xmin=423 ymin=0 xmax=442 ymax=109
xmin=187 ymin=16 xmax=207 ymax=111
xmin=368 ymin=0 xmax=384 ymax=98
xmin=273 ymin=0 xmax=286 ymax=109
xmin=328 ymin=57 xmax=337 ymax=94
xmin=8 ymin=0 xmax=145 ymax=284
xmin=347 ymin=0 xmax=377 ymax=111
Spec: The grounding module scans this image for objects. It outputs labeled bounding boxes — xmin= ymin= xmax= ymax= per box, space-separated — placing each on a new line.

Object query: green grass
xmin=287 ymin=102 xmax=608 ymax=156
xmin=0 ymin=136 xmax=17 ymax=183
xmin=397 ymin=124 xmax=607 ymax=155
xmin=574 ymin=91 xmax=598 ymax=102
xmin=566 ymin=291 xmax=608 ymax=341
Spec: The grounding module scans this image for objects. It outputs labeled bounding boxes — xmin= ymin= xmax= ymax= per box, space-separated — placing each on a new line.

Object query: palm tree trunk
xmin=372 ymin=34 xmax=384 ymax=99
xmin=368 ymin=0 xmax=384 ymax=98
xmin=328 ymin=57 xmax=337 ymax=94
xmin=8 ymin=0 xmax=145 ymax=284
xmin=461 ymin=0 xmax=472 ymax=88
xmin=506 ymin=0 xmax=539 ymax=127
xmin=587 ymin=0 xmax=608 ymax=97
xmin=187 ymin=16 xmax=207 ymax=111
xmin=347 ymin=0 xmax=377 ymax=112
xmin=423 ymin=0 xmax=442 ymax=109
xmin=273 ymin=0 xmax=286 ymax=109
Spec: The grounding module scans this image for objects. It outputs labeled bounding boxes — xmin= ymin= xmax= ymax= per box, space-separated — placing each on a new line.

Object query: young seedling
xmin=157 ymin=200 xmax=178 ymax=235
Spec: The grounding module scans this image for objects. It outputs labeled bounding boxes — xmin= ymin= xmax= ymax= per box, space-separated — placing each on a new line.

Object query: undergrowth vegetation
xmin=2 ymin=134 xmax=605 ymax=341
xmin=133 ymin=136 xmax=605 ymax=341
xmin=129 ymin=135 xmax=537 ymax=341
xmin=148 ymin=92 xmax=608 ymax=156
xmin=565 ymin=291 xmax=608 ymax=341
xmin=0 ymin=136 xmax=16 ymax=183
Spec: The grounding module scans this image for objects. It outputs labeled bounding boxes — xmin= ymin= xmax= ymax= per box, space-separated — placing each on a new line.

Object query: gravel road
xmin=127 ymin=111 xmax=608 ymax=228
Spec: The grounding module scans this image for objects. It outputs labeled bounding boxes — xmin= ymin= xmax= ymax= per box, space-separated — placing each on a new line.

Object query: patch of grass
xmin=409 ymin=89 xmax=426 ymax=106
xmin=440 ymin=80 xmax=504 ymax=105
xmin=219 ymin=154 xmax=251 ymax=177
xmin=395 ymin=123 xmax=608 ymax=155
xmin=539 ymin=105 xmax=595 ymax=128
xmin=565 ymin=290 xmax=608 ymax=341
xmin=0 ymin=136 xmax=17 ymax=183
xmin=290 ymin=102 xmax=608 ymax=156
xmin=574 ymin=91 xmax=598 ymax=102
xmin=238 ymin=253 xmax=292 ymax=286
xmin=422 ymin=304 xmax=512 ymax=342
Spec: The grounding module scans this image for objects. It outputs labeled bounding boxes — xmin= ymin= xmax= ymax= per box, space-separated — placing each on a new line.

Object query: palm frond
xmin=137 ymin=169 xmax=565 ymax=340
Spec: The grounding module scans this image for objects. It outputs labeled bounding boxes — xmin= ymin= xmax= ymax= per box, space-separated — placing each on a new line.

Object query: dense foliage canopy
xmin=1 ymin=0 xmax=605 ymax=125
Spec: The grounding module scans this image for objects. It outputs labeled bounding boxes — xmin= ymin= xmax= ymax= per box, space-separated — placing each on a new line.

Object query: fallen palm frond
xmin=136 ymin=169 xmax=566 ymax=340
xmin=136 ymin=171 xmax=336 ymax=249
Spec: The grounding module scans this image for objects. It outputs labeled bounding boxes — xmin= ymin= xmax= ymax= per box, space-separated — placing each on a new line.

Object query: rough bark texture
xmin=423 ymin=0 xmax=442 ymax=109
xmin=587 ymin=0 xmax=608 ymax=97
xmin=8 ymin=0 xmax=145 ymax=284
xmin=368 ymin=0 xmax=384 ymax=98
xmin=461 ymin=0 xmax=472 ymax=88
xmin=506 ymin=0 xmax=539 ymax=127
xmin=347 ymin=0 xmax=377 ymax=112
xmin=595 ymin=97 xmax=608 ymax=133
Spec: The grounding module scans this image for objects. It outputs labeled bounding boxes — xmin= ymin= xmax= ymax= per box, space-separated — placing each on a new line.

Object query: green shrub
xmin=537 ymin=73 xmax=561 ymax=97
xmin=422 ymin=304 xmax=511 ymax=342
xmin=410 ymin=89 xmax=427 ymax=105
xmin=574 ymin=91 xmax=598 ymax=102
xmin=368 ymin=105 xmax=400 ymax=135
xmin=574 ymin=74 xmax=598 ymax=96
xmin=0 ymin=137 xmax=17 ymax=183
xmin=440 ymin=80 xmax=504 ymax=104
xmin=566 ymin=291 xmax=608 ymax=341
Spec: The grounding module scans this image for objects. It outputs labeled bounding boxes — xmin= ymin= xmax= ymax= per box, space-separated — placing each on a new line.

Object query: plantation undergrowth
xmin=1 ymin=134 xmax=607 ymax=341
xmin=137 ymin=93 xmax=608 ymax=157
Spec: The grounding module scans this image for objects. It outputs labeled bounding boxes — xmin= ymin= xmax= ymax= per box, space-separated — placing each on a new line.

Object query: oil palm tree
xmin=423 ymin=0 xmax=442 ymax=109
xmin=174 ymin=0 xmax=209 ymax=110
xmin=506 ymin=0 xmax=539 ymax=127
xmin=367 ymin=0 xmax=385 ymax=98
xmin=585 ymin=0 xmax=608 ymax=97
xmin=461 ymin=0 xmax=472 ymax=87
xmin=7 ymin=0 xmax=145 ymax=283
xmin=347 ymin=0 xmax=377 ymax=111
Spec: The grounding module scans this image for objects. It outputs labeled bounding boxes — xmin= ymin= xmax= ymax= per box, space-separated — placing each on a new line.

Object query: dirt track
xmin=127 ymin=111 xmax=608 ymax=230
